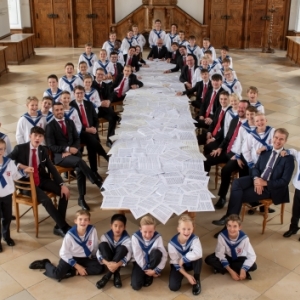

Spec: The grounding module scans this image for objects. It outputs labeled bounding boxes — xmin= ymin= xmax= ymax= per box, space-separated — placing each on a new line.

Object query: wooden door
xmin=52 ymin=0 xmax=72 ymax=47
xmin=210 ymin=0 xmax=227 ymax=48
xmin=33 ymin=0 xmax=54 ymax=47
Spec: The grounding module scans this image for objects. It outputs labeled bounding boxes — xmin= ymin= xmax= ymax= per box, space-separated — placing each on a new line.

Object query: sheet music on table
xmin=101 ymin=60 xmax=214 ymax=223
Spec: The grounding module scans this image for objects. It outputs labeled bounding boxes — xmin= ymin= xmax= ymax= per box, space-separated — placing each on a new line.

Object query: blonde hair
xmin=229 ymin=93 xmax=240 ymax=102
xmin=75 ymin=210 xmax=91 ymax=219
xmin=255 ymin=112 xmax=266 ymax=117
xmin=100 ymin=49 xmax=107 ymax=54
xmin=178 ymin=214 xmax=193 ymax=225
xmin=26 ymin=96 xmax=39 ymax=105
xmin=247 ymin=86 xmax=258 ymax=94
xmin=140 ymin=215 xmax=156 ymax=226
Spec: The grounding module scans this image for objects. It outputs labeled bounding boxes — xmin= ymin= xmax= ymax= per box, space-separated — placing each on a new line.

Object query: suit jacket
xmin=179 ymin=65 xmax=198 ymax=83
xmin=170 ymin=53 xmax=198 ymax=72
xmin=123 ymin=54 xmax=140 ymax=72
xmin=199 ymin=87 xmax=224 ymax=119
xmin=8 ymin=142 xmax=63 ymax=185
xmin=185 ymin=80 xmax=212 ymax=103
xmin=92 ymin=80 xmax=110 ymax=100
xmin=114 ymin=62 xmax=124 ymax=78
xmin=147 ymin=45 xmax=168 ymax=59
xmin=167 ymin=49 xmax=181 ymax=64
xmin=111 ymin=73 xmax=144 ymax=95
xmin=250 ymin=150 xmax=294 ymax=204
xmin=218 ymin=116 xmax=239 ymax=150
xmin=70 ymin=100 xmax=99 ymax=131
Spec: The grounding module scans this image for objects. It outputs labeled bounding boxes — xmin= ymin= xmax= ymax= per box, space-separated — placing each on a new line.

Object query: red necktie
xmin=212 ymin=110 xmax=225 ymax=137
xmin=202 ymin=83 xmax=208 ymax=99
xmin=59 ymin=120 xmax=67 ymax=137
xmin=114 ymin=64 xmax=118 ymax=77
xmin=117 ymin=78 xmax=126 ymax=98
xmin=32 ymin=149 xmax=40 ymax=186
xmin=128 ymin=56 xmax=132 ymax=65
xmin=188 ymin=68 xmax=192 ymax=84
xmin=79 ymin=104 xmax=89 ymax=128
xmin=205 ymin=91 xmax=217 ymax=118
xmin=227 ymin=121 xmax=242 ymax=153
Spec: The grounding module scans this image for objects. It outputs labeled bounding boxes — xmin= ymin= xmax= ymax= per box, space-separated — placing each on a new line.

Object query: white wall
xmin=177 ymin=0 xmax=204 ymax=23
xmin=8 ymin=0 xmax=31 ymax=29
xmin=115 ymin=0 xmax=141 ymax=23
xmin=0 ymin=0 xmax=10 ymax=37
xmin=289 ymin=0 xmax=300 ymax=31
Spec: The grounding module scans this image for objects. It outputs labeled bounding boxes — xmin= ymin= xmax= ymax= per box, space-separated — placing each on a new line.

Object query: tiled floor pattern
xmin=0 ymin=48 xmax=300 ymax=299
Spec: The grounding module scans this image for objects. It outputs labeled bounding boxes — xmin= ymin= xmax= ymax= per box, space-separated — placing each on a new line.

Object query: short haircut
xmin=115 ymin=39 xmax=122 ymax=44
xmin=0 ymin=138 xmax=6 ymax=146
xmin=124 ymin=65 xmax=133 ymax=70
xmin=100 ymin=49 xmax=107 ymax=54
xmin=111 ymin=214 xmax=127 ymax=225
xmin=171 ymin=42 xmax=178 ymax=46
xmin=64 ymin=62 xmax=74 ymax=68
xmin=47 ymin=74 xmax=58 ymax=81
xmin=53 ymin=102 xmax=64 ymax=108
xmin=274 ymin=128 xmax=289 ymax=139
xmin=83 ymin=74 xmax=93 ymax=81
xmin=155 ymin=19 xmax=161 ymax=23
xmin=42 ymin=96 xmax=53 ymax=103
xmin=246 ymin=105 xmax=258 ymax=113
xmin=203 ymin=37 xmax=210 ymax=41
xmin=178 ymin=214 xmax=193 ymax=225
xmin=211 ymin=74 xmax=222 ymax=81
xmin=132 ymin=24 xmax=138 ymax=28
xmin=204 ymin=50 xmax=212 ymax=55
xmin=85 ymin=43 xmax=92 ymax=47
xmin=247 ymin=86 xmax=258 ymax=94
xmin=229 ymin=93 xmax=240 ymax=103
xmin=222 ymin=57 xmax=231 ymax=64
xmin=140 ymin=215 xmax=156 ymax=226
xmin=110 ymin=51 xmax=118 ymax=56
xmin=109 ymin=32 xmax=116 ymax=36
xmin=61 ymin=90 xmax=71 ymax=96
xmin=127 ymin=29 xmax=133 ymax=33
xmin=75 ymin=209 xmax=91 ymax=219
xmin=79 ymin=61 xmax=87 ymax=66
xmin=30 ymin=126 xmax=45 ymax=135
xmin=221 ymin=45 xmax=229 ymax=51
xmin=226 ymin=214 xmax=241 ymax=226
xmin=187 ymin=54 xmax=194 ymax=59
xmin=74 ymin=85 xmax=85 ymax=92
xmin=179 ymin=45 xmax=187 ymax=49
xmin=171 ymin=23 xmax=178 ymax=28
xmin=240 ymin=99 xmax=250 ymax=106
xmin=219 ymin=91 xmax=229 ymax=97
xmin=96 ymin=67 xmax=105 ymax=73
xmin=179 ymin=30 xmax=185 ymax=34
xmin=26 ymin=96 xmax=39 ymax=105
xmin=188 ymin=35 xmax=196 ymax=40
xmin=200 ymin=68 xmax=209 ymax=74
xmin=129 ymin=46 xmax=136 ymax=50
xmin=255 ymin=112 xmax=266 ymax=117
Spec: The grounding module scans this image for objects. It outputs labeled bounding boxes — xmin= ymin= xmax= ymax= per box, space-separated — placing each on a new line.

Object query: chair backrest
xmin=13 ymin=172 xmax=38 ymax=206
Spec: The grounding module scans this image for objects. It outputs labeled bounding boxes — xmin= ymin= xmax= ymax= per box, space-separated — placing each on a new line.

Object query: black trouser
xmin=44 ymin=257 xmax=103 ymax=280
xmin=205 ymin=253 xmax=257 ymax=274
xmin=80 ymin=131 xmax=108 ymax=172
xmin=98 ymin=107 xmax=119 ymax=140
xmin=203 ymin=140 xmax=220 ymax=156
xmin=57 ymin=154 xmax=98 ymax=197
xmin=204 ymin=150 xmax=233 ymax=173
xmin=191 ymin=99 xmax=202 ymax=109
xmin=218 ymin=155 xmax=249 ymax=199
xmin=169 ymin=258 xmax=202 ymax=291
xmin=131 ymin=249 xmax=162 ymax=290
xmin=111 ymin=92 xmax=126 ymax=103
xmin=98 ymin=242 xmax=128 ymax=274
xmin=194 ymin=113 xmax=213 ymax=129
xmin=0 ymin=194 xmax=12 ymax=240
xmin=290 ymin=188 xmax=300 ymax=230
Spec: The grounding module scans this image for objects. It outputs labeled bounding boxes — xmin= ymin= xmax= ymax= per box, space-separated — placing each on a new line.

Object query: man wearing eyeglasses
xmin=147 ymin=38 xmax=168 ymax=61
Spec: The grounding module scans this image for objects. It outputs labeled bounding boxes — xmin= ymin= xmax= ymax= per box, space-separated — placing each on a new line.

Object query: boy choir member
xmin=77 ymin=43 xmax=97 ymax=74
xmin=132 ymin=24 xmax=146 ymax=52
xmin=148 ymin=19 xmax=166 ymax=48
xmin=43 ymin=74 xmax=63 ymax=103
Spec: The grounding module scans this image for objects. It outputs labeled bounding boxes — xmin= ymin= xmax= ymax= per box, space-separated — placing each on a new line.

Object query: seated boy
xmin=131 ymin=215 xmax=168 ymax=290
xmin=247 ymin=86 xmax=265 ymax=113
xmin=167 ymin=42 xmax=180 ymax=64
xmin=132 ymin=24 xmax=146 ymax=52
xmin=222 ymin=70 xmax=242 ymax=100
xmin=39 ymin=96 xmax=54 ymax=124
xmin=168 ymin=214 xmax=202 ymax=295
xmin=148 ymin=19 xmax=166 ymax=48
xmin=220 ymin=57 xmax=237 ymax=80
xmin=121 ymin=30 xmax=137 ymax=56
xmin=0 ymin=123 xmax=12 ymax=155
xmin=205 ymin=50 xmax=222 ymax=78
xmin=205 ymin=214 xmax=257 ymax=280
xmin=93 ymin=49 xmax=114 ymax=85
xmin=77 ymin=43 xmax=97 ymax=74
xmin=164 ymin=23 xmax=180 ymax=52
xmin=96 ymin=214 xmax=132 ymax=289
xmin=218 ymin=45 xmax=233 ymax=68
xmin=43 ymin=74 xmax=63 ymax=103
xmin=187 ymin=35 xmax=202 ymax=64
xmin=178 ymin=30 xmax=188 ymax=47
xmin=111 ymin=39 xmax=125 ymax=65
xmin=200 ymin=37 xmax=216 ymax=60
xmin=102 ymin=32 xmax=117 ymax=57
xmin=77 ymin=61 xmax=94 ymax=82
xmin=29 ymin=210 xmax=103 ymax=281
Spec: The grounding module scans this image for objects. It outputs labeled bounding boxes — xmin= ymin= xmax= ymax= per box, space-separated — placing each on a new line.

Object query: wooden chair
xmin=111 ymin=100 xmax=123 ymax=113
xmin=13 ymin=173 xmax=57 ymax=237
xmin=214 ymin=163 xmax=239 ymax=189
xmin=98 ymin=118 xmax=108 ymax=136
xmin=241 ymin=199 xmax=285 ymax=234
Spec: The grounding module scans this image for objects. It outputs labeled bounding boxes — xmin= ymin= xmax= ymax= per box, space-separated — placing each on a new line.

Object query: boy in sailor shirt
xmin=39 ymin=96 xmax=54 ymax=124
xmin=148 ymin=19 xmax=166 ymax=48
xmin=131 ymin=215 xmax=168 ymax=290
xmin=247 ymin=86 xmax=265 ymax=113
xmin=77 ymin=43 xmax=97 ymax=74
xmin=96 ymin=214 xmax=132 ymax=289
xmin=102 ymin=32 xmax=117 ymax=58
xmin=121 ymin=30 xmax=138 ymax=56
xmin=29 ymin=210 xmax=103 ymax=281
xmin=168 ymin=214 xmax=202 ymax=295
xmin=43 ymin=74 xmax=63 ymax=103
xmin=205 ymin=214 xmax=257 ymax=280
xmin=132 ymin=24 xmax=146 ymax=52
xmin=200 ymin=37 xmax=217 ymax=60
xmin=222 ymin=70 xmax=242 ymax=100
xmin=0 ymin=123 xmax=12 ymax=156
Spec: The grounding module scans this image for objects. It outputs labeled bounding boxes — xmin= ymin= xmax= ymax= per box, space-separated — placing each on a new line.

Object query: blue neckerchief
xmin=133 ymin=33 xmax=140 ymax=42
xmin=252 ymin=101 xmax=262 ymax=108
xmin=241 ymin=120 xmax=254 ymax=134
xmin=220 ymin=67 xmax=233 ymax=76
xmin=0 ymin=157 xmax=10 ymax=188
xmin=62 ymin=76 xmax=77 ymax=91
xmin=169 ymin=33 xmax=178 ymax=43
xmin=218 ymin=55 xmax=230 ymax=64
xmin=202 ymin=45 xmax=212 ymax=53
xmin=178 ymin=40 xmax=186 ymax=46
xmin=153 ymin=29 xmax=162 ymax=39
xmin=84 ymin=89 xmax=97 ymax=108
xmin=126 ymin=37 xmax=134 ymax=47
xmin=133 ymin=230 xmax=160 ymax=269
xmin=0 ymin=132 xmax=7 ymax=139
xmin=77 ymin=72 xmax=92 ymax=82
xmin=209 ymin=60 xmax=220 ymax=71
xmin=169 ymin=233 xmax=197 ymax=256
xmin=107 ymin=41 xmax=114 ymax=51
xmin=187 ymin=45 xmax=197 ymax=55
xmin=224 ymin=79 xmax=238 ymax=93
xmin=82 ymin=52 xmax=95 ymax=67
xmin=98 ymin=60 xmax=109 ymax=74
xmin=64 ymin=107 xmax=75 ymax=119
xmin=45 ymin=88 xmax=63 ymax=103
xmin=220 ymin=229 xmax=247 ymax=260
xmin=68 ymin=225 xmax=94 ymax=257
xmin=249 ymin=126 xmax=273 ymax=148
xmin=226 ymin=107 xmax=237 ymax=119
xmin=23 ymin=111 xmax=43 ymax=127
xmin=104 ymin=229 xmax=130 ymax=248
xmin=45 ymin=111 xmax=54 ymax=123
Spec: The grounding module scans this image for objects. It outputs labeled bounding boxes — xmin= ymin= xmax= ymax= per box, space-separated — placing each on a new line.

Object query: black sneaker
xmin=29 ymin=259 xmax=51 ymax=269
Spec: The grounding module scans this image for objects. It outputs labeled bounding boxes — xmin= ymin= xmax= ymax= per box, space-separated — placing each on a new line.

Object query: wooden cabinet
xmin=72 ymin=0 xmax=111 ymax=48
xmin=0 ymin=46 xmax=9 ymax=76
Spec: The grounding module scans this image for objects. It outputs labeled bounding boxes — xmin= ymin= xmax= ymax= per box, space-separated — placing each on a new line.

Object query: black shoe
xmin=106 ymin=140 xmax=112 ymax=148
xmin=192 ymin=280 xmax=201 ymax=295
xmin=0 ymin=243 xmax=2 ymax=253
xmin=117 ymin=116 xmax=122 ymax=124
xmin=283 ymin=228 xmax=299 ymax=238
xmin=248 ymin=209 xmax=256 ymax=215
xmin=214 ymin=197 xmax=226 ymax=209
xmin=114 ymin=271 xmax=122 ymax=288
xmin=78 ymin=198 xmax=90 ymax=211
xmin=11 ymin=215 xmax=16 ymax=220
xmin=212 ymin=215 xmax=227 ymax=226
xmin=246 ymin=272 xmax=252 ymax=280
xmin=214 ymin=227 xmax=225 ymax=239
xmin=29 ymin=259 xmax=51 ymax=269
xmin=143 ymin=275 xmax=153 ymax=287
xmin=93 ymin=172 xmax=103 ymax=182
xmin=63 ymin=225 xmax=72 ymax=235
xmin=259 ymin=207 xmax=275 ymax=213
xmin=53 ymin=227 xmax=66 ymax=238
xmin=4 ymin=238 xmax=15 ymax=247
xmin=96 ymin=274 xmax=111 ymax=289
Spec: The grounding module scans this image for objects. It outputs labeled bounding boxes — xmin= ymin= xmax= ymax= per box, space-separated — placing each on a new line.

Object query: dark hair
xmin=111 ymin=214 xmax=127 ymax=225
xmin=204 ymin=50 xmax=212 ymax=55
xmin=83 ymin=74 xmax=93 ymax=81
xmin=79 ymin=61 xmax=87 ymax=66
xmin=171 ymin=42 xmax=178 ymax=46
xmin=74 ymin=85 xmax=85 ymax=92
xmin=222 ymin=57 xmax=231 ymax=64
xmin=129 ymin=46 xmax=136 ymax=50
xmin=64 ymin=62 xmax=74 ymax=68
xmin=188 ymin=35 xmax=196 ymax=40
xmin=171 ymin=23 xmax=178 ymax=28
xmin=226 ymin=214 xmax=241 ymax=226
xmin=154 ymin=19 xmax=161 ymax=23
xmin=221 ymin=45 xmax=229 ymax=51
xmin=219 ymin=91 xmax=229 ymax=97
xmin=246 ymin=106 xmax=258 ymax=113
xmin=200 ymin=68 xmax=209 ymax=74
xmin=110 ymin=51 xmax=118 ymax=56
xmin=30 ymin=126 xmax=45 ymax=135
xmin=211 ymin=74 xmax=222 ymax=81
xmin=47 ymin=74 xmax=58 ymax=81
xmin=61 ymin=90 xmax=71 ymax=96
xmin=179 ymin=45 xmax=187 ymax=49
xmin=42 ymin=96 xmax=54 ymax=103
xmin=240 ymin=99 xmax=250 ymax=106
xmin=203 ymin=37 xmax=210 ymax=41
xmin=53 ymin=102 xmax=64 ymax=108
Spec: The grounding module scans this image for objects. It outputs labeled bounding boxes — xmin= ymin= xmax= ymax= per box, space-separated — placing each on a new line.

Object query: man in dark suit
xmin=92 ymin=67 xmax=120 ymax=147
xmin=166 ymin=42 xmax=180 ymax=64
xmin=110 ymin=51 xmax=124 ymax=80
xmin=45 ymin=102 xmax=103 ymax=211
xmin=123 ymin=46 xmax=140 ymax=72
xmin=147 ymin=38 xmax=168 ymax=60
xmin=110 ymin=65 xmax=143 ymax=103
xmin=179 ymin=54 xmax=198 ymax=90
xmin=195 ymin=74 xmax=224 ymax=129
xmin=69 ymin=85 xmax=108 ymax=177
xmin=8 ymin=126 xmax=71 ymax=238
xmin=212 ymin=128 xmax=294 ymax=234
